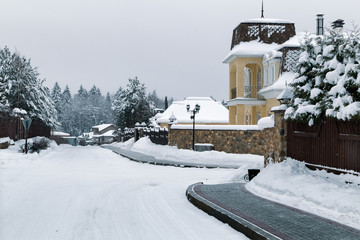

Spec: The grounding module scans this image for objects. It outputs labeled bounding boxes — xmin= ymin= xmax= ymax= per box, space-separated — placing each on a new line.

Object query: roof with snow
xmin=156 ymin=97 xmax=229 ymax=124
xmin=258 ymin=72 xmax=296 ymax=99
xmin=224 ymin=17 xmax=299 ymax=63
xmin=230 ymin=18 xmax=296 ymax=50
xmin=241 ymin=18 xmax=294 ymax=24
xmin=93 ymin=130 xmax=116 ymax=138
xmin=92 ymin=124 xmax=115 ymax=132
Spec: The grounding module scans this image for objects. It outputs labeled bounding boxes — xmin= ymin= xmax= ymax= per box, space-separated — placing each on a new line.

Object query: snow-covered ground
xmin=1 ymin=138 xmax=359 ymax=240
xmin=113 ymin=138 xmax=360 ymax=230
xmin=0 ymin=140 xmax=248 ymax=240
xmin=111 ymin=137 xmax=263 ymax=168
xmin=245 ymin=158 xmax=360 ymax=230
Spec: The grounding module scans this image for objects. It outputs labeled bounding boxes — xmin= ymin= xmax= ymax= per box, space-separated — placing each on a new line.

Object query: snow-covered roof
xmin=276 ymin=33 xmax=305 ymax=49
xmin=241 ymin=18 xmax=294 ymax=24
xmin=156 ymin=97 xmax=228 ymax=124
xmin=52 ymin=131 xmax=70 ymax=136
xmin=92 ymin=124 xmax=115 ymax=132
xmin=224 ymin=33 xmax=304 ymax=63
xmin=258 ymin=72 xmax=296 ymax=99
xmin=223 ymin=41 xmax=280 ymax=63
xmin=93 ymin=130 xmax=116 ymax=138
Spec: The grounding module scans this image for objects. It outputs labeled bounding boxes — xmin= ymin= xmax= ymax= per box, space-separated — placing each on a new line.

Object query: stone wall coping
xmin=171 ymin=124 xmax=260 ymax=131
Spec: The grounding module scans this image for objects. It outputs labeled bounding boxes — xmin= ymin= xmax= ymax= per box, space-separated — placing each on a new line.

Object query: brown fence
xmin=0 ymin=112 xmax=51 ymax=140
xmin=287 ymin=118 xmax=360 ymax=172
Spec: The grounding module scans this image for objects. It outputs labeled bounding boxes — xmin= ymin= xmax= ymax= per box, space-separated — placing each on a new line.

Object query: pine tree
xmin=51 ymin=82 xmax=62 ymax=121
xmin=286 ymin=28 xmax=360 ymax=124
xmin=112 ymin=77 xmax=155 ymax=128
xmin=0 ymin=47 xmax=59 ymax=128
xmin=164 ymin=96 xmax=168 ymax=110
xmin=60 ymin=85 xmax=73 ymax=134
xmin=285 ymin=35 xmax=324 ymax=126
xmin=104 ymin=92 xmax=113 ymax=123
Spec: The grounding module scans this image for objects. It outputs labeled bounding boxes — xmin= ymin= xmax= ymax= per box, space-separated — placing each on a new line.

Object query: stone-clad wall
xmin=169 ymin=110 xmax=287 ymax=165
xmin=169 ymin=127 xmax=275 ymax=155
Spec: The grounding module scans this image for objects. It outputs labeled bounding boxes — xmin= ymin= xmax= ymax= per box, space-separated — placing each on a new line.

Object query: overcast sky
xmin=1 ymin=0 xmax=359 ymax=101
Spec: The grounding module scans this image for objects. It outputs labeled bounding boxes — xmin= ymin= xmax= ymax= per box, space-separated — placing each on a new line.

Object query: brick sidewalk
xmin=186 ymin=182 xmax=360 ymax=240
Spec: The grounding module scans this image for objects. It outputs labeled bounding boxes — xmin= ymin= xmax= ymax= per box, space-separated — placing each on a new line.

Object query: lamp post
xmin=277 ymin=86 xmax=292 ymax=105
xmin=186 ymin=104 xmax=200 ymax=150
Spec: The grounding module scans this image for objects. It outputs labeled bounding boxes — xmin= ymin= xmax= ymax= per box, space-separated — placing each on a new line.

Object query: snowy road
xmin=0 ymin=145 xmax=246 ymax=240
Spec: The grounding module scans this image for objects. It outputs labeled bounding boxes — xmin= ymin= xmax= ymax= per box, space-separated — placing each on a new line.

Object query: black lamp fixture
xmin=169 ymin=112 xmax=177 ymax=123
xmin=332 ymin=19 xmax=345 ymax=29
xmin=277 ymin=86 xmax=292 ymax=105
xmin=186 ymin=104 xmax=200 ymax=150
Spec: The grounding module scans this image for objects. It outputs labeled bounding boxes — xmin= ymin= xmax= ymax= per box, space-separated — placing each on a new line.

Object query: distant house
xmin=156 ymin=97 xmax=229 ymax=128
xmin=92 ymin=124 xmax=117 ymax=144
xmin=223 ymin=16 xmax=304 ymax=125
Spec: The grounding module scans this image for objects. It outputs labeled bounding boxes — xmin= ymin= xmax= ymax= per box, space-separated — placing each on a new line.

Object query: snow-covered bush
xmin=29 ymin=137 xmax=51 ymax=153
xmin=285 ymin=28 xmax=360 ymax=125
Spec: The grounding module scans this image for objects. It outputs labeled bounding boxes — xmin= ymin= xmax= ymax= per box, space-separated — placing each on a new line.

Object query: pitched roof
xmin=156 ymin=97 xmax=228 ymax=124
xmin=92 ymin=124 xmax=115 ymax=132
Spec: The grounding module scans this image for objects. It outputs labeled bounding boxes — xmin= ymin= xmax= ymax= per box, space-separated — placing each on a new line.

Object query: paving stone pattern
xmin=187 ymin=183 xmax=360 ymax=240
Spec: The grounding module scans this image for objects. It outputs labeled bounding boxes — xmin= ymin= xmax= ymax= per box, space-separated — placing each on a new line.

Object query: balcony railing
xmin=245 ymin=85 xmax=262 ymax=99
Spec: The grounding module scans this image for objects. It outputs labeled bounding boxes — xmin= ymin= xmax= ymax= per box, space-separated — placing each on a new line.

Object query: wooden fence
xmin=142 ymin=128 xmax=168 ymax=145
xmin=119 ymin=128 xmax=135 ymax=142
xmin=287 ymin=118 xmax=360 ymax=172
xmin=0 ymin=112 xmax=50 ymax=140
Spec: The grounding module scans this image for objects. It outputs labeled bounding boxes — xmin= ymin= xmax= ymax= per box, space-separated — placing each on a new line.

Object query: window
xmin=257 ymin=67 xmax=262 ymax=89
xmin=244 ymin=68 xmax=251 ymax=98
xmin=269 ymin=66 xmax=274 ymax=85
xmin=264 ymin=65 xmax=268 ymax=86
xmin=257 ymin=113 xmax=261 ymax=122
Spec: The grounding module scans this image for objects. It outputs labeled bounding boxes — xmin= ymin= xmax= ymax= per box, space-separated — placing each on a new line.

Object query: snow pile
xmin=257 ymin=114 xmax=274 ymax=130
xmin=0 ymin=137 xmax=11 ymax=144
xmin=171 ymin=124 xmax=259 ymax=131
xmin=112 ymin=137 xmax=263 ymax=168
xmin=245 ymin=158 xmax=360 ymax=230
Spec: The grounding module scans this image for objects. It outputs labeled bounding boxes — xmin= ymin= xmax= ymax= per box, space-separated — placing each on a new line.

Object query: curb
xmin=186 ymin=182 xmax=279 ymax=240
xmin=102 ymin=146 xmax=239 ymax=169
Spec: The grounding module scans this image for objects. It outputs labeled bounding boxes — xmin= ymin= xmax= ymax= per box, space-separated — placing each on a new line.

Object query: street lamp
xmin=277 ymin=86 xmax=292 ymax=105
xmin=186 ymin=104 xmax=200 ymax=150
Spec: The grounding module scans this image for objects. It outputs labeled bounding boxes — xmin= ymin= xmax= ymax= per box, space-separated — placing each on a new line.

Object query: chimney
xmin=316 ymin=14 xmax=324 ymax=35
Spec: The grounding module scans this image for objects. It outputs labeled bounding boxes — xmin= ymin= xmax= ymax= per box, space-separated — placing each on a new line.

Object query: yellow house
xmin=223 ymin=17 xmax=302 ymax=125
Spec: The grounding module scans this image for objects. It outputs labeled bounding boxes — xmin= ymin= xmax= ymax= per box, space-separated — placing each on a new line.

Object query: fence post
xmin=265 ymin=108 xmax=287 ymax=165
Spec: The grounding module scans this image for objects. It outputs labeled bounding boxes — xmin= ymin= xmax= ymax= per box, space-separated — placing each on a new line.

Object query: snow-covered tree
xmin=324 ymin=29 xmax=360 ymax=120
xmin=285 ymin=28 xmax=360 ymax=124
xmin=51 ymin=82 xmax=62 ymax=120
xmin=112 ymin=77 xmax=155 ymax=128
xmin=285 ymin=35 xmax=324 ymax=125
xmin=104 ymin=92 xmax=114 ymax=123
xmin=59 ymin=85 xmax=74 ymax=134
xmin=0 ymin=47 xmax=59 ymax=128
